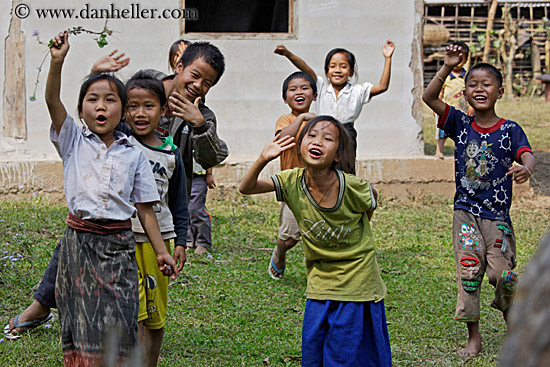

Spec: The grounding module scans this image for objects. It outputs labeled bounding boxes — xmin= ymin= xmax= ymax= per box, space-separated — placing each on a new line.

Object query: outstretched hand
xmin=382 ymin=40 xmax=395 ymax=58
xmin=260 ymin=134 xmax=296 ymax=162
xmin=169 ymin=92 xmax=205 ymax=126
xmin=50 ymin=30 xmax=70 ymax=61
xmin=274 ymin=44 xmax=290 ymax=57
xmin=444 ymin=44 xmax=464 ymax=69
xmin=91 ymin=49 xmax=130 ymax=73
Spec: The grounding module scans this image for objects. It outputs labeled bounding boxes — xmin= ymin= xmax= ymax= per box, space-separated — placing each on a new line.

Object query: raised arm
xmin=278 ymin=112 xmax=316 ymax=138
xmin=45 ymin=31 xmax=70 ymax=134
xmin=422 ymin=44 xmax=464 ymax=117
xmin=274 ymin=45 xmax=317 ymax=83
xmin=239 ymin=135 xmax=296 ymax=195
xmin=91 ymin=49 xmax=130 ymax=73
xmin=370 ymin=40 xmax=395 ymax=97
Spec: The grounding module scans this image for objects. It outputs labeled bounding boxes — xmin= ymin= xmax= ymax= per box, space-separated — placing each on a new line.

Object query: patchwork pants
xmin=452 ymin=210 xmax=517 ymax=322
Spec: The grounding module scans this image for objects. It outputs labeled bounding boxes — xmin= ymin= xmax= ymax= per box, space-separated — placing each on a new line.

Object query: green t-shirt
xmin=272 ymin=168 xmax=386 ymax=302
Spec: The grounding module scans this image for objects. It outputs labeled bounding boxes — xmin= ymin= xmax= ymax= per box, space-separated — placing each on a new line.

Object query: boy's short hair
xmin=465 ymin=63 xmax=503 ymax=88
xmin=282 ymin=71 xmax=317 ymax=100
xmin=78 ymin=73 xmax=127 ymax=120
xmin=178 ymin=42 xmax=225 ymax=85
xmin=125 ymin=70 xmax=168 ymax=107
xmin=450 ymin=41 xmax=470 ymax=59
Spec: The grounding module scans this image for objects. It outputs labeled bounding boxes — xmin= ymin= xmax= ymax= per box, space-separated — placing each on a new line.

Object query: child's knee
xmin=458 ymin=254 xmax=483 ymax=293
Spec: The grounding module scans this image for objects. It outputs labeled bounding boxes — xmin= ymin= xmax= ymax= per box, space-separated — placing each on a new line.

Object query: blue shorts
xmin=302 ymin=299 xmax=392 ymax=367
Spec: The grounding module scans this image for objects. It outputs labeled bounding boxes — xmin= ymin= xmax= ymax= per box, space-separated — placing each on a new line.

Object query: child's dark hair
xmin=78 ymin=73 xmax=127 ymax=120
xmin=169 ymin=39 xmax=192 ymax=70
xmin=450 ymin=41 xmax=470 ymax=58
xmin=297 ymin=115 xmax=355 ymax=173
xmin=178 ymin=42 xmax=225 ymax=85
xmin=125 ymin=71 xmax=168 ymax=107
xmin=324 ymin=48 xmax=358 ymax=79
xmin=465 ymin=63 xmax=503 ymax=88
xmin=282 ymin=71 xmax=317 ymax=100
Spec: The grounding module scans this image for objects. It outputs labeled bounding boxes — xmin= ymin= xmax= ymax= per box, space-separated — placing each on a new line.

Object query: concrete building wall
xmin=0 ymin=0 xmax=423 ymax=160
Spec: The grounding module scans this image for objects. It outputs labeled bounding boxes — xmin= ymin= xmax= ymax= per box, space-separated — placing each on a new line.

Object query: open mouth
xmin=133 ymin=121 xmax=150 ymax=130
xmin=96 ymin=115 xmax=107 ymax=125
xmin=309 ymin=148 xmax=322 ymax=158
xmin=186 ymin=87 xmax=199 ymax=98
xmin=295 ymin=96 xmax=305 ymax=103
xmin=473 ymin=95 xmax=487 ymax=102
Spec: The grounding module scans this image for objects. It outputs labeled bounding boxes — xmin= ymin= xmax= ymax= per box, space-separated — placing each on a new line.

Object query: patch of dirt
xmin=532 ymin=151 xmax=550 ymax=196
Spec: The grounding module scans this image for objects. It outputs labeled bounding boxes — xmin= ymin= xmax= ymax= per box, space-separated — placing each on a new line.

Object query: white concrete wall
xmin=1 ymin=0 xmax=423 ymax=160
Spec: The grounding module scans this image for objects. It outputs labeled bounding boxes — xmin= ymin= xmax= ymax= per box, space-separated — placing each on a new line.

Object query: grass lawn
xmin=1 ymin=194 xmax=548 ymax=366
xmin=0 ymin=97 xmax=549 ymax=366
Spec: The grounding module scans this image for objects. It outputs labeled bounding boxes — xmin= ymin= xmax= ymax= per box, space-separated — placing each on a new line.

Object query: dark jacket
xmin=169 ymin=101 xmax=229 ymax=196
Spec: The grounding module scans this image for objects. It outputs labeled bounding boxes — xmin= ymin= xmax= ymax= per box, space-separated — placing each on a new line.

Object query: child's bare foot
xmin=457 ymin=339 xmax=482 ymax=356
xmin=458 ymin=322 xmax=482 ymax=357
xmin=435 ymin=151 xmax=444 ymax=159
xmin=194 ymin=245 xmax=208 ymax=255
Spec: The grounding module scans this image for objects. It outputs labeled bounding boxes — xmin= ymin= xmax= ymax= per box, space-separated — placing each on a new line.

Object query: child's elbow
xmin=238 ymin=183 xmax=249 ymax=195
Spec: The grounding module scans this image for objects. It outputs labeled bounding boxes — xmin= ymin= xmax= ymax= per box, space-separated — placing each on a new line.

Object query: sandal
xmin=3 ymin=312 xmax=54 ymax=340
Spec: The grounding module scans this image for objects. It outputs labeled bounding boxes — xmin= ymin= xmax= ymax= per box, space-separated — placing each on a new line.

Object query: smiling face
xmin=464 ymin=68 xmax=503 ymax=113
xmin=284 ymin=77 xmax=317 ymax=115
xmin=172 ymin=57 xmax=218 ymax=102
xmin=326 ymin=52 xmax=353 ymax=90
xmin=126 ymin=87 xmax=166 ymax=141
xmin=79 ymin=79 xmax=123 ymax=146
xmin=300 ymin=120 xmax=340 ymax=170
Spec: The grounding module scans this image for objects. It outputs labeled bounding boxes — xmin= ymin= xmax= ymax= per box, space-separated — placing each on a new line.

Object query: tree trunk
xmin=483 ymin=0 xmax=499 ymax=63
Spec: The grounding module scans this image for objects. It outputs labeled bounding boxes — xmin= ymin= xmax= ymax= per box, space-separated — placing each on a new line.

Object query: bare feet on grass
xmin=195 ymin=245 xmax=208 ymax=255
xmin=458 ymin=321 xmax=482 ymax=357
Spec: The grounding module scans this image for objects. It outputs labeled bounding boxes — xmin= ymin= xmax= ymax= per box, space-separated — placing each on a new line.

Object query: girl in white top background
xmin=275 ymin=41 xmax=395 ymax=172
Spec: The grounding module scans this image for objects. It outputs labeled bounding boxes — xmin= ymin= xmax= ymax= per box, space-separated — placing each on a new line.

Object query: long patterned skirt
xmin=55 ymin=227 xmax=139 ymax=367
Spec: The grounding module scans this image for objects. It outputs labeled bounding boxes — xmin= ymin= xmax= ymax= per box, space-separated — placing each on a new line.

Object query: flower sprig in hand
xmin=30 ymin=24 xmax=113 ymax=101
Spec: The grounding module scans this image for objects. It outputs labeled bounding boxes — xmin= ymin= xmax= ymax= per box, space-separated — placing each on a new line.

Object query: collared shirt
xmin=51 ymin=114 xmax=159 ymax=220
xmin=315 ymin=75 xmax=373 ymax=125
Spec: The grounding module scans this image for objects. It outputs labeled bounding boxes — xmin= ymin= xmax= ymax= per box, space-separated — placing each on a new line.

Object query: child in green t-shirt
xmin=239 ymin=116 xmax=391 ymax=366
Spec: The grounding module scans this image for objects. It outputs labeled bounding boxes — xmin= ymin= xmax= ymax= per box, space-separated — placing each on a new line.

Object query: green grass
xmin=0 ymin=194 xmax=548 ymax=366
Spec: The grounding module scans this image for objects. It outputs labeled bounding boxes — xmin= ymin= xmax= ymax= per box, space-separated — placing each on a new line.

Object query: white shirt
xmin=50 ymin=115 xmax=159 ymax=220
xmin=315 ymin=75 xmax=373 ymax=125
